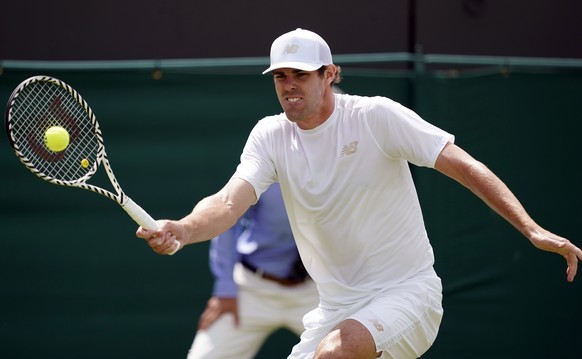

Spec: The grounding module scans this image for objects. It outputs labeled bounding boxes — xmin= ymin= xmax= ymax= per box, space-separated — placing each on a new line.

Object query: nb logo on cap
xmin=282 ymin=44 xmax=300 ymax=55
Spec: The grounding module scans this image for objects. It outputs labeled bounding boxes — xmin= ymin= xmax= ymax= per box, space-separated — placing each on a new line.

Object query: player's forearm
xmin=435 ymin=143 xmax=540 ymax=240
xmin=463 ymin=161 xmax=540 ymax=239
xmin=179 ymin=194 xmax=242 ymax=245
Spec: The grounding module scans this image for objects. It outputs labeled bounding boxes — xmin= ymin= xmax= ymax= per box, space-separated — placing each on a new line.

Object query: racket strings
xmin=9 ymin=79 xmax=101 ymax=183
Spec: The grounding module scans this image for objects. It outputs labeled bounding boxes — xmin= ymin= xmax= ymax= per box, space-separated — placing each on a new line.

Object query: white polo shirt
xmin=233 ymin=93 xmax=454 ymax=308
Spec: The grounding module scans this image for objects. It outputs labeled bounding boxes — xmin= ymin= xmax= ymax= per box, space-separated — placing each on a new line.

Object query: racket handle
xmin=122 ymin=197 xmax=181 ymax=255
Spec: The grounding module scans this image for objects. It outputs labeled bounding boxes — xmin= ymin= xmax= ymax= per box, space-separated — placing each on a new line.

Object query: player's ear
xmin=325 ymin=66 xmax=337 ymax=84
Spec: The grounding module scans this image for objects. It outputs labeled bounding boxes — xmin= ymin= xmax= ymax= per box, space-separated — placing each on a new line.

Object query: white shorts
xmin=288 ymin=268 xmax=443 ymax=359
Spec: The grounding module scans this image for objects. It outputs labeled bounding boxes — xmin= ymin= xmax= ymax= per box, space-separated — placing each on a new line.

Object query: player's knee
xmin=313 ymin=330 xmax=341 ymax=358
xmin=313 ymin=342 xmax=345 ymax=359
xmin=314 ymin=320 xmax=380 ymax=359
xmin=315 ymin=344 xmax=380 ymax=359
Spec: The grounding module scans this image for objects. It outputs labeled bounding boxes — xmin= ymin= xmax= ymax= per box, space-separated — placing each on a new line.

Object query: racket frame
xmin=5 ymin=75 xmax=179 ymax=253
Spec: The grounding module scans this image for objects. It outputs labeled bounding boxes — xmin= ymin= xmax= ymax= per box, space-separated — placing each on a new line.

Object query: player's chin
xmin=282 ymin=108 xmax=303 ymax=122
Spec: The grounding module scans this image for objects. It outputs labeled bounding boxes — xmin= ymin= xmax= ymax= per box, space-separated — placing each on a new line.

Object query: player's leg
xmin=314 ymin=319 xmax=380 ymax=358
xmin=345 ymin=271 xmax=443 ymax=358
xmin=314 ymin=294 xmax=442 ymax=358
xmin=288 ymin=305 xmax=350 ymax=359
xmin=290 ymin=268 xmax=443 ymax=359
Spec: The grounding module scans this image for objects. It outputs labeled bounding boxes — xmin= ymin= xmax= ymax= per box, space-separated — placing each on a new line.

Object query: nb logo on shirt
xmin=339 ymin=141 xmax=358 ymax=158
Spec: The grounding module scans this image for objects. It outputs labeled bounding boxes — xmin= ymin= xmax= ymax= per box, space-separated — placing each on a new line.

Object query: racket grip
xmin=122 ymin=197 xmax=181 ymax=255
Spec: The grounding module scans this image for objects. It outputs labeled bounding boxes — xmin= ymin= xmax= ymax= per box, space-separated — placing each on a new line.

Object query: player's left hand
xmin=529 ymin=229 xmax=582 ymax=282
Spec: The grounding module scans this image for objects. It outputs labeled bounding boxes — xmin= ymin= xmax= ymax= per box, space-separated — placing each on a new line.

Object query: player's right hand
xmin=136 ymin=220 xmax=182 ymax=255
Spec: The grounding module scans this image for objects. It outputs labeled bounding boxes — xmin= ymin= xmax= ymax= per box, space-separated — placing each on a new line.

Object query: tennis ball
xmin=81 ymin=158 xmax=90 ymax=168
xmin=44 ymin=126 xmax=70 ymax=152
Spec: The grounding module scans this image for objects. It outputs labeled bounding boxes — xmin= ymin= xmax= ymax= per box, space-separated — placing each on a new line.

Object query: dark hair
xmin=318 ymin=65 xmax=343 ymax=86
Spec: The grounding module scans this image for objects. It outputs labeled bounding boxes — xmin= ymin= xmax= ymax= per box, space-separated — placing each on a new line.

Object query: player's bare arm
xmin=434 ymin=142 xmax=582 ymax=282
xmin=137 ymin=178 xmax=257 ymax=254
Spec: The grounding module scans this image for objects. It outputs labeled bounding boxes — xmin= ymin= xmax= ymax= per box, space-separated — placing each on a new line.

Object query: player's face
xmin=272 ymin=68 xmax=334 ymax=129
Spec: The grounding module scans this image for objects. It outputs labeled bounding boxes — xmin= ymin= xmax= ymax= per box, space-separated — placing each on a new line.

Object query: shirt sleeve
xmin=364 ymin=97 xmax=454 ymax=168
xmin=232 ymin=117 xmax=279 ymax=200
xmin=209 ymin=222 xmax=242 ymax=298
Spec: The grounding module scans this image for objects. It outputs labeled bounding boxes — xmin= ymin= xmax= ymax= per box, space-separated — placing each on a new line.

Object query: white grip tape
xmin=122 ymin=197 xmax=181 ymax=255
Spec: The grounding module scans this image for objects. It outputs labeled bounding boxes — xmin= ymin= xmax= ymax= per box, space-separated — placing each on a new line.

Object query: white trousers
xmin=187 ymin=263 xmax=319 ymax=359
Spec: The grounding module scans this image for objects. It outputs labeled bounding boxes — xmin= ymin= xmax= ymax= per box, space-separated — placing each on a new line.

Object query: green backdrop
xmin=1 ymin=66 xmax=580 ymax=358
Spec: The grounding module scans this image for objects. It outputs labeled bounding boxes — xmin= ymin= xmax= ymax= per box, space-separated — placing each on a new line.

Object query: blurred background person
xmin=187 ymin=183 xmax=318 ymax=359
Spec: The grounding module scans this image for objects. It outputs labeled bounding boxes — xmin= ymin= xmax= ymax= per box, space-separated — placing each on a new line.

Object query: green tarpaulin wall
xmin=1 ymin=66 xmax=580 ymax=358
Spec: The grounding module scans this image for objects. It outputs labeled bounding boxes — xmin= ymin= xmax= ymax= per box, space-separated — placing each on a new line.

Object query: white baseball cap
xmin=262 ymin=28 xmax=333 ymax=74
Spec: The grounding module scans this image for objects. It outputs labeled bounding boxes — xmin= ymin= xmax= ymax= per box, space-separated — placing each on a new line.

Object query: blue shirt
xmin=209 ymin=182 xmax=302 ymax=297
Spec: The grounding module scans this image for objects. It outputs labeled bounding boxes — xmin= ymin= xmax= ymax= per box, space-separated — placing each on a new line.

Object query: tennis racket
xmin=4 ymin=75 xmax=180 ymax=254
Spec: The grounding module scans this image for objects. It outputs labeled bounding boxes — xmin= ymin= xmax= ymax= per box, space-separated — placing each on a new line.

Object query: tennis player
xmin=137 ymin=28 xmax=582 ymax=358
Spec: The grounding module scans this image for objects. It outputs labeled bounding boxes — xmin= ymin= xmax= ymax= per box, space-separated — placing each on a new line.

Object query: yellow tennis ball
xmin=44 ymin=126 xmax=70 ymax=152
xmin=81 ymin=158 xmax=90 ymax=168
